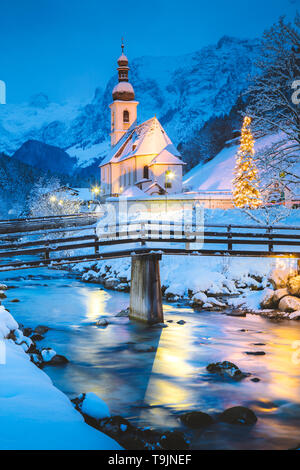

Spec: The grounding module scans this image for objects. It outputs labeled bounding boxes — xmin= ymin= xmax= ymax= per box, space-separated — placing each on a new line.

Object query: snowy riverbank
xmin=0 ymin=302 xmax=122 ymax=450
xmin=67 ymin=255 xmax=300 ymax=320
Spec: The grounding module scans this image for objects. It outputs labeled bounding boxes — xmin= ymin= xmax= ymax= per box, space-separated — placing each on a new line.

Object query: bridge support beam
xmin=129 ymin=254 xmax=163 ymax=324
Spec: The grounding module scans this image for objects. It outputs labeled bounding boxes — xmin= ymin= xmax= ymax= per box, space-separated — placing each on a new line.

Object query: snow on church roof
xmin=100 ymin=117 xmax=184 ymax=166
xmin=150 ymin=147 xmax=186 ymax=166
xmin=121 ymin=185 xmax=147 ymax=198
xmin=112 ymin=82 xmax=134 ymax=95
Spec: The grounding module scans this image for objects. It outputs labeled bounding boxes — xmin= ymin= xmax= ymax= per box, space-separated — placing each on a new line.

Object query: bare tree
xmin=246 ymin=15 xmax=300 ymax=188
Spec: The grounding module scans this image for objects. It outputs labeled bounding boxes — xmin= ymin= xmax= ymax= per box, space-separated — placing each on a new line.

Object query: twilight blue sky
xmin=0 ymin=0 xmax=298 ymax=103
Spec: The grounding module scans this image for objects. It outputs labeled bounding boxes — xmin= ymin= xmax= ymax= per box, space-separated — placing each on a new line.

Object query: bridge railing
xmin=0 ymin=219 xmax=300 ymax=270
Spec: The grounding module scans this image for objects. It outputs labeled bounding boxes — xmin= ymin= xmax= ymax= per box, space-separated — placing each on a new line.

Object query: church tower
xmin=110 ymin=42 xmax=138 ymax=146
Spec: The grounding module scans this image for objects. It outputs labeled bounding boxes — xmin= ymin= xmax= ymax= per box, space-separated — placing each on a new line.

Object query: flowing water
xmin=1 ymin=267 xmax=300 ymax=450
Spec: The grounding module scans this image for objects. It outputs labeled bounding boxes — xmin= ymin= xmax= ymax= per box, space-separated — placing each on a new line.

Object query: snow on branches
xmin=246 ymin=14 xmax=300 ymax=187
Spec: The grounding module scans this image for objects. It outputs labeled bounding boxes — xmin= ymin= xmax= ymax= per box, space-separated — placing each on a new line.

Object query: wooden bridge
xmin=1 ymin=213 xmax=300 ymax=323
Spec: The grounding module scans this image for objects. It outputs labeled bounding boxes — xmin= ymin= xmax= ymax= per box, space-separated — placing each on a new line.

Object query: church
xmin=100 ymin=45 xmax=185 ymax=197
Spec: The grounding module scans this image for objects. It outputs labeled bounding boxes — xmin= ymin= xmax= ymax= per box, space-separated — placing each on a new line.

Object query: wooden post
xmin=267 ymin=226 xmax=273 ymax=252
xmin=129 ymin=254 xmax=163 ymax=324
xmin=227 ymin=225 xmax=232 ymax=251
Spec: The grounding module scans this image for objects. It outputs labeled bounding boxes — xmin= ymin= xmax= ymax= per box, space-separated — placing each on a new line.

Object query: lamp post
xmin=91 ymin=185 xmax=100 ymax=200
xmin=165 ymin=170 xmax=175 ymax=213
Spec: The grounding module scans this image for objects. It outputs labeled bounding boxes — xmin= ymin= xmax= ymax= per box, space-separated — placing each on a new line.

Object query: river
xmin=1 ymin=267 xmax=300 ymax=450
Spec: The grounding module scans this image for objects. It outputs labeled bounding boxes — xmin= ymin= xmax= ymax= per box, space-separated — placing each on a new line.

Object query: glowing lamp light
xmin=166 ymin=171 xmax=175 ymax=181
xmin=49 ymin=195 xmax=57 ymax=203
xmin=92 ymin=186 xmax=100 ymax=195
xmin=58 ymin=199 xmax=64 ymax=206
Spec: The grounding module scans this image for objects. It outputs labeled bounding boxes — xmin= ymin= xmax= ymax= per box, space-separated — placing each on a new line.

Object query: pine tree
xmin=233 ymin=117 xmax=262 ymax=209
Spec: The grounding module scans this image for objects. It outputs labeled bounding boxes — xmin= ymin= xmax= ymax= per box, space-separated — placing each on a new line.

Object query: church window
xmin=123 ymin=110 xmax=129 ymax=123
xmin=143 ymin=165 xmax=149 ymax=179
xmin=112 ymin=111 xmax=115 ymax=130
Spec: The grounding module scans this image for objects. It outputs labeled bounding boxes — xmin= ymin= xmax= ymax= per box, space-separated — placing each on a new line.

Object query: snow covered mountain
xmin=0 ymin=36 xmax=259 ymax=172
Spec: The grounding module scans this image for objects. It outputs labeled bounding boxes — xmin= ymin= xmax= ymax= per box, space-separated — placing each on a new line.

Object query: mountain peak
xmin=29 ymin=93 xmax=50 ymax=109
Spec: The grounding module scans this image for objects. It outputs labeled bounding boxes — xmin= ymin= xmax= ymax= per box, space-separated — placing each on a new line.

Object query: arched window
xmin=123 ymin=110 xmax=129 ymax=123
xmin=111 ymin=111 xmax=115 ymax=130
xmin=143 ymin=165 xmax=149 ymax=179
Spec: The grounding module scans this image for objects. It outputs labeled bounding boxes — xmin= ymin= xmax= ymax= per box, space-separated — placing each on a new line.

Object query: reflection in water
xmin=144 ymin=320 xmax=193 ymax=410
xmin=1 ymin=268 xmax=300 ymax=450
xmin=84 ymin=288 xmax=111 ymax=322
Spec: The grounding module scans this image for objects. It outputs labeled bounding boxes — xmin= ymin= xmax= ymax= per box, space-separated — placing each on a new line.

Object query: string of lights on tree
xmin=233 ymin=116 xmax=262 ymax=209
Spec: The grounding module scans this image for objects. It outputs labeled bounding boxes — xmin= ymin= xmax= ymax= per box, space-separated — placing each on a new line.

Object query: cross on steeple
xmin=121 ymin=37 xmax=124 ymax=54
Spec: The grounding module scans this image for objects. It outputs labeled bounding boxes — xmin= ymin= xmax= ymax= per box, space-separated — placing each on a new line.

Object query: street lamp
xmin=91 ymin=186 xmax=101 ymax=200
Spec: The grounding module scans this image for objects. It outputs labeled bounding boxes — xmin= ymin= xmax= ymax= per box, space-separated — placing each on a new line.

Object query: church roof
xmin=100 ymin=117 xmax=184 ymax=166
xmin=121 ymin=185 xmax=147 ymax=198
xmin=144 ymin=181 xmax=167 ymax=194
xmin=150 ymin=148 xmax=186 ymax=166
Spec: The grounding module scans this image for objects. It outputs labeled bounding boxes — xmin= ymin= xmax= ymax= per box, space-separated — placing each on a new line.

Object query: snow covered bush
xmin=28 ymin=177 xmax=81 ymax=217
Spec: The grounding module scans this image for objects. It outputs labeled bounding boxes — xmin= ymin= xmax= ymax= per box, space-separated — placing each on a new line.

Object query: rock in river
xmin=207 ymin=361 xmax=248 ymax=380
xmin=219 ymin=406 xmax=257 ymax=425
xmin=180 ymin=411 xmax=214 ymax=428
xmin=245 ymin=351 xmax=266 ymax=356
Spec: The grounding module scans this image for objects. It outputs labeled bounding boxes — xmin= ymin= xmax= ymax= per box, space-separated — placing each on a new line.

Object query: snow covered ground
xmin=0 ymin=305 xmax=122 ymax=450
xmin=183 ymin=133 xmax=300 ymax=192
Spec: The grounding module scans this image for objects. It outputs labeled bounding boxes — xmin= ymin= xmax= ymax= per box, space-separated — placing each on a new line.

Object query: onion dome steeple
xmin=112 ymin=40 xmax=135 ymax=101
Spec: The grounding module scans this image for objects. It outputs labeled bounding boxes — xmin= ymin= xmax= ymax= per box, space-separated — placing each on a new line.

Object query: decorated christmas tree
xmin=233 ymin=116 xmax=262 ymax=209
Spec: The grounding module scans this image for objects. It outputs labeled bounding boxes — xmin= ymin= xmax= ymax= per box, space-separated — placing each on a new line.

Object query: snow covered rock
xmin=260 ymin=288 xmax=275 ymax=309
xmin=0 ymin=283 xmax=8 ymax=290
xmin=115 ymin=283 xmax=129 ymax=292
xmin=269 ymin=267 xmax=297 ymax=290
xmin=191 ymin=292 xmax=207 ymax=307
xmin=13 ymin=329 xmax=33 ymax=352
xmin=273 ymin=288 xmax=289 ymax=305
xmin=96 ymin=318 xmax=109 ymax=327
xmin=82 ymin=270 xmax=98 ymax=282
xmin=41 ymin=348 xmax=57 ymax=362
xmin=287 ymin=275 xmax=300 ymax=297
xmin=115 ymin=308 xmax=129 ymax=317
xmin=206 ymin=297 xmax=227 ymax=308
xmin=77 ymin=392 xmax=110 ymax=420
xmin=206 ymin=361 xmax=248 ymax=380
xmin=289 ymin=310 xmax=300 ymax=320
xmin=165 ymin=283 xmax=185 ymax=300
xmin=0 ymin=306 xmax=18 ymax=339
xmin=278 ymin=296 xmax=300 ymax=313
xmin=104 ymin=277 xmax=120 ymax=289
